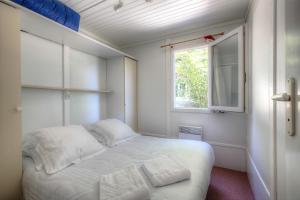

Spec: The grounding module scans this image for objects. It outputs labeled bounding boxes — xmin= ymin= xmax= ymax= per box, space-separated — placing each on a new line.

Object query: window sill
xmin=172 ymin=108 xmax=211 ymax=114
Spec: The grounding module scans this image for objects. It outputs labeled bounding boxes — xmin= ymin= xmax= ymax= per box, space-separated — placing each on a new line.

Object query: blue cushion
xmin=12 ymin=0 xmax=24 ymax=4
xmin=64 ymin=7 xmax=80 ymax=31
xmin=12 ymin=0 xmax=80 ymax=31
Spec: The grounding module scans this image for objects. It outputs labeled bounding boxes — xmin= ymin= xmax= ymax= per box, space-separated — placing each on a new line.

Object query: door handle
xmin=272 ymin=93 xmax=291 ymax=101
xmin=14 ymin=106 xmax=22 ymax=113
xmin=272 ymin=78 xmax=295 ymax=136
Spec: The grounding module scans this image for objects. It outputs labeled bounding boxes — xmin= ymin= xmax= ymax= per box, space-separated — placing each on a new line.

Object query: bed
xmin=22 ymin=135 xmax=214 ymax=200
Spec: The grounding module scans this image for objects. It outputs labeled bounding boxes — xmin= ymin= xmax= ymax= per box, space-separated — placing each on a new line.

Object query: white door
xmin=275 ymin=0 xmax=300 ymax=199
xmin=0 ymin=3 xmax=22 ymax=199
xmin=124 ymin=57 xmax=138 ymax=131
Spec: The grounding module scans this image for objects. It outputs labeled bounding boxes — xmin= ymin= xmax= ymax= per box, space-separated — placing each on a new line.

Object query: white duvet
xmin=23 ymin=135 xmax=214 ymax=200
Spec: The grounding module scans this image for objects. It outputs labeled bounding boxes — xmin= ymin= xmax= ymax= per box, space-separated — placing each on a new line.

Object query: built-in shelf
xmin=66 ymin=88 xmax=112 ymax=93
xmin=22 ymin=85 xmax=62 ymax=91
xmin=219 ymin=63 xmax=238 ymax=66
xmin=1 ymin=0 xmax=135 ymax=60
xmin=22 ymin=85 xmax=112 ymax=94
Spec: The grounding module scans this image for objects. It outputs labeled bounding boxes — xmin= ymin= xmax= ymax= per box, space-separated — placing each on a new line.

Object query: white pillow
xmin=90 ymin=119 xmax=138 ymax=147
xmin=23 ymin=132 xmax=44 ymax=171
xmin=34 ymin=125 xmax=106 ymax=174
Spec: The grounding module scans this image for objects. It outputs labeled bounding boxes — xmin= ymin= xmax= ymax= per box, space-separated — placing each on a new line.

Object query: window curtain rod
xmin=160 ymin=32 xmax=224 ymax=48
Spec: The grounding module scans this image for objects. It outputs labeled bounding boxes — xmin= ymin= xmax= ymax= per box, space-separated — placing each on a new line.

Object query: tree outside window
xmin=174 ymin=47 xmax=208 ymax=108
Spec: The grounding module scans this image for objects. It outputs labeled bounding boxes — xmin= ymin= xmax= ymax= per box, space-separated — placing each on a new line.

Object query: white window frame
xmin=171 ymin=43 xmax=210 ymax=113
xmin=208 ymin=25 xmax=244 ymax=112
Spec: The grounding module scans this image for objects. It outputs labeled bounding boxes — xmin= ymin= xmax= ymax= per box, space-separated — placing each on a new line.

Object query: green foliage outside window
xmin=175 ymin=47 xmax=208 ymax=108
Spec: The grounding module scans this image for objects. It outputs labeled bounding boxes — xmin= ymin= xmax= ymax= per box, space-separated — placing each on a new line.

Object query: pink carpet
xmin=206 ymin=167 xmax=254 ymax=200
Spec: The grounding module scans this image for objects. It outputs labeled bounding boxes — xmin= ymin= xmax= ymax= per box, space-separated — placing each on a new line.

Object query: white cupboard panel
xmin=107 ymin=57 xmax=125 ymax=121
xmin=21 ymin=32 xmax=63 ymax=87
xmin=69 ymin=48 xmax=106 ymax=90
xmin=125 ymin=57 xmax=138 ymax=131
xmin=21 ymin=89 xmax=63 ymax=134
xmin=70 ymin=93 xmax=105 ymax=125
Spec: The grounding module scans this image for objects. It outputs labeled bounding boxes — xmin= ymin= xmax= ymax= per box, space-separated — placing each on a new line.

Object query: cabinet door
xmin=0 ymin=3 xmax=22 ymax=199
xmin=124 ymin=57 xmax=138 ymax=131
xmin=107 ymin=57 xmax=125 ymax=121
xmin=208 ymin=26 xmax=244 ymax=112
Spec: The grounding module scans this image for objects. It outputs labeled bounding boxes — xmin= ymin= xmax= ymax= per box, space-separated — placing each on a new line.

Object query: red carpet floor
xmin=206 ymin=167 xmax=254 ymax=200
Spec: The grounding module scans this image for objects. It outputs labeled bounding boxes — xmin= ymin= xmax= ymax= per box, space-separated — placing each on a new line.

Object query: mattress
xmin=22 ymin=135 xmax=214 ymax=200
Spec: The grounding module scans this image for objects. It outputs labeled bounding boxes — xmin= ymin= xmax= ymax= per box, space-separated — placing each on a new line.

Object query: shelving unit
xmin=22 ymin=85 xmax=113 ymax=94
xmin=0 ymin=0 xmax=133 ymax=96
xmin=2 ymin=0 xmax=137 ymax=132
xmin=1 ymin=0 xmax=135 ymax=59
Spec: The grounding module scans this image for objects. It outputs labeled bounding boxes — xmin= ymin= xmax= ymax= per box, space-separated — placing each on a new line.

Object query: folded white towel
xmin=142 ymin=155 xmax=191 ymax=187
xmin=99 ymin=165 xmax=150 ymax=200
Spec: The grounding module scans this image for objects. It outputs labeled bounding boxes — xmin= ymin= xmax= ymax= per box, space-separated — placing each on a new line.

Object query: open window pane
xmin=209 ymin=26 xmax=244 ymax=112
xmin=174 ymin=47 xmax=208 ymax=109
xmin=212 ymin=34 xmax=239 ymax=107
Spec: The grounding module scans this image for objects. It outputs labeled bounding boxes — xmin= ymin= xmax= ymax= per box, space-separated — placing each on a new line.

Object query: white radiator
xmin=178 ymin=125 xmax=203 ymax=141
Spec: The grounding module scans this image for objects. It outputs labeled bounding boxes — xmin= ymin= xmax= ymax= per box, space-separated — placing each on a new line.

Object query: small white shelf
xmin=1 ymin=0 xmax=135 ymax=59
xmin=66 ymin=88 xmax=112 ymax=93
xmin=219 ymin=63 xmax=238 ymax=66
xmin=21 ymin=85 xmax=62 ymax=91
xmin=22 ymin=85 xmax=112 ymax=94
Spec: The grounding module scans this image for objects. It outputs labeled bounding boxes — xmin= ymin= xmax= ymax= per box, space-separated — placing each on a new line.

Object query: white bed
xmin=23 ymin=135 xmax=214 ymax=200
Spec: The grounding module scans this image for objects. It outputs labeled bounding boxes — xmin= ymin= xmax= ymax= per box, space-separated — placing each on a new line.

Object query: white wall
xmin=21 ymin=32 xmax=107 ymax=133
xmin=246 ymin=0 xmax=274 ymax=199
xmin=124 ymin=21 xmax=248 ymax=171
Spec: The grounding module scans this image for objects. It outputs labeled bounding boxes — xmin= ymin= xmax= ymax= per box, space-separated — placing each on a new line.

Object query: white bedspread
xmin=23 ymin=135 xmax=214 ymax=200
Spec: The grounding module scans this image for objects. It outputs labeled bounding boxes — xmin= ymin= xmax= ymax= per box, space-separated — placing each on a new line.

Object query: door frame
xmin=273 ymin=0 xmax=294 ymax=199
xmin=271 ymin=0 xmax=278 ymax=199
xmin=273 ymin=0 xmax=299 ymax=199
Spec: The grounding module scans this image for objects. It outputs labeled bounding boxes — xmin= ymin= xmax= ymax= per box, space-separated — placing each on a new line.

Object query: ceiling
xmin=60 ymin=0 xmax=250 ymax=47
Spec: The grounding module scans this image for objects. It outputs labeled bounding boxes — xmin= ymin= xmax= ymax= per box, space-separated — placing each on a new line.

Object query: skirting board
xmin=207 ymin=141 xmax=246 ymax=172
xmin=247 ymin=150 xmax=270 ymax=200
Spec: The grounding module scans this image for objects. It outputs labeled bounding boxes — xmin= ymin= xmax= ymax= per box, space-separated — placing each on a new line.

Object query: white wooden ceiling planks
xmin=60 ymin=0 xmax=250 ymax=47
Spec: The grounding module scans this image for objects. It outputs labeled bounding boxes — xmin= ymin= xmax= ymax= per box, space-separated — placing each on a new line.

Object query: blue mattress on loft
xmin=12 ymin=0 xmax=80 ymax=31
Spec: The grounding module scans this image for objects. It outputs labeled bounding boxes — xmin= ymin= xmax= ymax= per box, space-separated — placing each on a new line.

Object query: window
xmin=171 ymin=25 xmax=244 ymax=113
xmin=209 ymin=26 xmax=244 ymax=112
xmin=174 ymin=47 xmax=209 ymax=110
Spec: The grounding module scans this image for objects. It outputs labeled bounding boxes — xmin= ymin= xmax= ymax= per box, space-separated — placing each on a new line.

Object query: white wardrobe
xmin=0 ymin=1 xmax=138 ymax=199
xmin=107 ymin=57 xmax=138 ymax=131
xmin=0 ymin=3 xmax=22 ymax=199
xmin=20 ymin=32 xmax=110 ymax=134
